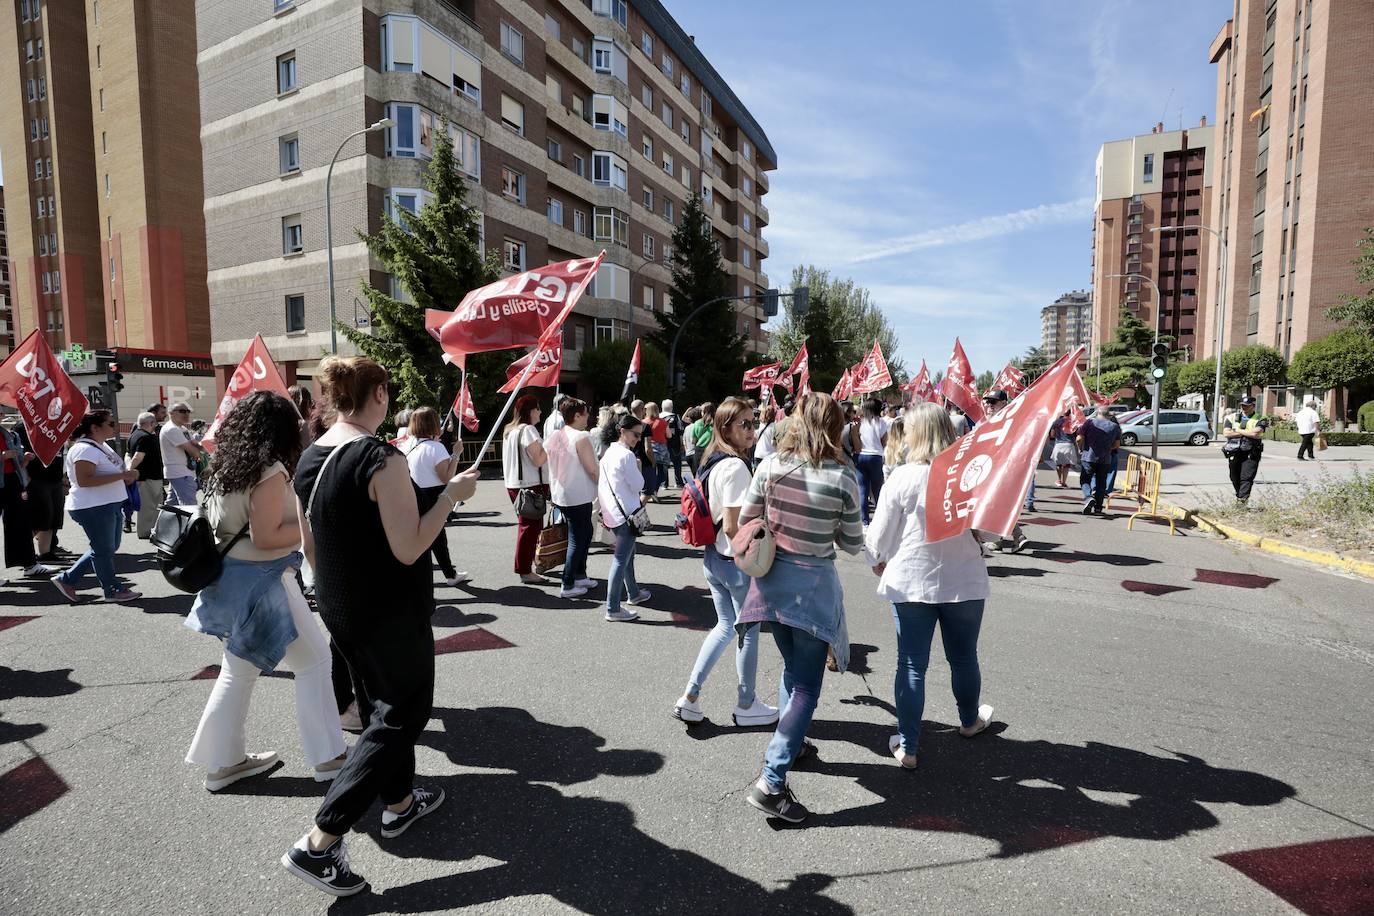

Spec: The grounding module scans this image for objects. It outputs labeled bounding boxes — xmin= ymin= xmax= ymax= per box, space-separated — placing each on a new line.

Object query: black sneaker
xmin=280 ymin=834 xmax=368 ymax=897
xmin=747 ymin=783 xmax=809 ymax=823
xmin=1081 ymin=501 xmax=1095 ymax=515
xmin=379 ymin=785 xmax=445 ymax=838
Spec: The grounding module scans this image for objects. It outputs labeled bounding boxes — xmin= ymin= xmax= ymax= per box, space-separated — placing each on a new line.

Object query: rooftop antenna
xmin=1160 ymin=88 xmax=1175 ymax=130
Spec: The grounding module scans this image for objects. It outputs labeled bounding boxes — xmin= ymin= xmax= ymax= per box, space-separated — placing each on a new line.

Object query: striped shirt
xmin=740 ymin=454 xmax=864 ymax=559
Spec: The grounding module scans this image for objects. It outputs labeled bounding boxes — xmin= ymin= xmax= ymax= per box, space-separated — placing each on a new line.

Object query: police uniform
xmin=1222 ymin=410 xmax=1267 ymax=501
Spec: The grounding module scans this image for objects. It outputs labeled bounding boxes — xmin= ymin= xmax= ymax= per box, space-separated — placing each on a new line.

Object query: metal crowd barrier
xmin=1105 ymin=453 xmax=1176 ymax=535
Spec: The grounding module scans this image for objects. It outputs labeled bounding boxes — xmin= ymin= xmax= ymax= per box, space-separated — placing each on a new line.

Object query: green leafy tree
xmin=1223 ymin=344 xmax=1286 ymax=396
xmin=779 ymin=287 xmax=840 ymax=392
xmin=575 ymin=338 xmax=668 ymax=406
xmin=652 ymin=193 xmax=746 ymax=404
xmin=1178 ymin=357 xmax=1218 ymax=413
xmin=1159 ymin=362 xmax=1183 ymax=407
xmin=1014 ymin=347 xmax=1052 ymax=383
xmin=975 ymin=369 xmax=996 ymax=393
xmin=1097 ymin=306 xmax=1158 ymax=375
xmin=1325 ymin=227 xmax=1374 ymax=337
xmin=1288 ymin=329 xmax=1374 ymax=427
xmin=1096 ymin=368 xmax=1141 ymax=401
xmin=340 ymin=120 xmax=501 ymax=417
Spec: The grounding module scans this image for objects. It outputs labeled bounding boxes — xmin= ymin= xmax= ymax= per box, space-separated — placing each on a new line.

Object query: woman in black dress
xmin=280 ymin=356 xmax=478 ymax=898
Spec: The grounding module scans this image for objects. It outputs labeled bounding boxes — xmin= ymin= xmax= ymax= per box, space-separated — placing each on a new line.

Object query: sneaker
xmin=1007 ymin=533 xmax=1029 ymax=554
xmin=1023 ymin=502 xmax=1036 ymax=513
xmin=575 ymin=578 xmax=598 ymax=590
xmin=625 ymin=589 xmax=652 ymax=606
xmin=205 ymin=751 xmax=279 ymax=792
xmin=444 ymin=572 xmax=473 ymax=587
xmin=281 ymin=834 xmax=368 ymax=898
xmin=51 ymin=579 xmax=79 ymax=604
xmin=888 ymin=734 xmax=919 ymax=770
xmin=22 ymin=563 xmax=57 ymax=578
xmin=604 ymin=608 xmax=640 ymax=622
xmin=959 ymin=704 xmax=995 ymax=738
xmin=747 ymin=782 xmax=809 ymax=824
xmin=379 ymin=785 xmax=445 ymax=838
xmin=519 ymin=573 xmax=551 ymax=585
xmin=107 ymin=589 xmax=142 ymax=603
xmin=1081 ymin=501 xmax=1095 ymax=515
xmin=673 ymin=694 xmax=703 ymax=723
xmin=732 ymin=699 xmax=780 ymax=727
xmin=559 ymin=586 xmax=589 ymax=599
xmin=313 ymin=751 xmax=347 ymax=783
xmin=339 ymin=703 xmax=364 ymax=734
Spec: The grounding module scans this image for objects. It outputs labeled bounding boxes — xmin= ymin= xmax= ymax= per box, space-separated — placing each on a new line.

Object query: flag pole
xmin=464 ymin=346 xmax=542 ymax=474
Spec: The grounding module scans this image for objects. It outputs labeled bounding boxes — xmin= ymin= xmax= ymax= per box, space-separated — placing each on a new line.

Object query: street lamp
xmin=326 ymin=117 xmax=393 ymax=354
xmin=1153 ymin=224 xmax=1228 ymax=435
xmin=625 ymin=253 xmax=656 ymax=341
xmin=1105 ymin=271 xmax=1165 ymax=461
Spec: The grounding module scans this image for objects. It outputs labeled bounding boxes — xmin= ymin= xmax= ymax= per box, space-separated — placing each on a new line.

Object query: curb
xmin=1158 ymin=498 xmax=1374 ymax=581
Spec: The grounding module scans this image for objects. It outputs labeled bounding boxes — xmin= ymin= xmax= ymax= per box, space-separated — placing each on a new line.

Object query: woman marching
xmin=673 ymin=397 xmax=778 ymax=728
xmin=1049 ymin=407 xmax=1080 ymax=488
xmin=545 ymin=397 xmax=600 ymax=599
xmin=737 ymin=393 xmax=864 ymax=823
xmin=405 ymin=406 xmax=471 ymax=588
xmin=598 ymin=413 xmax=652 ymax=622
xmin=184 ymin=391 xmax=348 ymax=790
xmin=863 ymin=402 xmax=994 ymax=770
xmin=502 ymin=395 xmax=551 ymax=585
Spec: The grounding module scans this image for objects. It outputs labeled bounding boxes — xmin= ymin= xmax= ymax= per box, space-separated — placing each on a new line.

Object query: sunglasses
xmin=735 ymin=420 xmax=758 ymax=430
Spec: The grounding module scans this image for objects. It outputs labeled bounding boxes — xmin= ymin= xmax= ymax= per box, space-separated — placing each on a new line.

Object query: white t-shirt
xmin=405 ymin=438 xmax=450 ymax=488
xmin=160 ymin=423 xmax=197 ymax=479
xmin=1294 ymin=407 xmax=1320 ymax=435
xmin=598 ymin=441 xmax=644 ymax=528
xmin=65 ymin=439 xmax=128 ymax=510
xmin=754 ymin=423 xmax=778 ymax=461
xmin=547 ymin=427 xmax=597 ymax=507
xmin=707 ymin=455 xmax=751 ymax=556
xmin=859 ymin=417 xmax=890 ymax=456
xmin=502 ymin=424 xmax=544 ymax=488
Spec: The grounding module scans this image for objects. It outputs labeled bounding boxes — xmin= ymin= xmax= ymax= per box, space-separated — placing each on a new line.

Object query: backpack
xmin=150 ymin=503 xmax=249 ymax=593
xmin=675 ymin=452 xmax=733 ymax=547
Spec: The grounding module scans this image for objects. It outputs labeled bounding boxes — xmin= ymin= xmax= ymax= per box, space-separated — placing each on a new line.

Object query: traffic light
xmin=762 ymin=288 xmax=780 ymax=317
xmin=1150 ymin=342 xmax=1170 ymax=380
xmin=792 ymin=285 xmax=810 ymax=317
xmin=106 ymin=362 xmax=125 ymax=393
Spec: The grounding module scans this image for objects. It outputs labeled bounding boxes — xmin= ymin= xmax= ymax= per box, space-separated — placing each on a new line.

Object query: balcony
xmin=757 ymin=202 xmax=769 ymax=225
xmin=757 ymin=236 xmax=769 ymax=258
xmin=1127 ymin=201 xmax=1144 ymax=216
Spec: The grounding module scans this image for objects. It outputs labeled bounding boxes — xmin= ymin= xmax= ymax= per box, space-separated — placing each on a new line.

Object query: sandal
xmin=959 ymin=704 xmax=995 ymax=738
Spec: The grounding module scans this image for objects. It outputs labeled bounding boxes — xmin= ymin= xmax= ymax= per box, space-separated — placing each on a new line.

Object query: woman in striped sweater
xmin=737 ymin=393 xmax=864 ymax=824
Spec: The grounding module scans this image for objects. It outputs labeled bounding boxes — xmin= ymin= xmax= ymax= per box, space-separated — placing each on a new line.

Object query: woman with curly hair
xmin=184 ymin=391 xmax=347 ymax=792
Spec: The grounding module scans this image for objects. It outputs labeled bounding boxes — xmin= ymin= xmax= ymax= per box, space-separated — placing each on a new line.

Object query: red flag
xmin=428 ymin=253 xmax=603 ymax=362
xmin=498 ymin=337 xmax=562 ymax=393
xmin=924 ymin=347 xmax=1085 ymax=542
xmin=831 ymin=367 xmax=854 ymax=401
xmin=987 ymin=362 xmax=1027 ymax=398
xmin=452 ymin=377 xmax=479 ymax=433
xmin=940 ymin=339 xmax=985 ymax=423
xmin=852 ymin=342 xmax=893 ymax=395
xmin=797 ymin=369 xmax=812 ymax=397
xmin=203 ymin=335 xmax=290 ymax=451
xmin=786 ymin=344 xmax=809 ymax=379
xmin=742 ymin=362 xmax=782 ymax=391
xmin=901 ymin=360 xmax=938 ymax=405
xmin=620 ymin=339 xmax=641 ymax=402
xmin=1089 ymin=390 xmax=1119 ymax=406
xmin=0 ymin=330 xmax=89 ymax=466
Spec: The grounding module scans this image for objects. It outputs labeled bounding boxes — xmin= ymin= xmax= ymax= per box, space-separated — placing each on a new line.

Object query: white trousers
xmin=185 ymin=571 xmax=345 ymax=770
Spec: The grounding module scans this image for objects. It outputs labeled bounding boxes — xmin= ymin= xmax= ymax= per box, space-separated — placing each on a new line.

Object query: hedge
xmin=1359 ymin=399 xmax=1374 ymax=433
xmin=1263 ymin=427 xmax=1374 ymax=446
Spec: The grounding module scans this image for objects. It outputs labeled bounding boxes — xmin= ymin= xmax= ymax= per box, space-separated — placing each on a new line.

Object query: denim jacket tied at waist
xmin=186 ymin=551 xmax=303 ymax=672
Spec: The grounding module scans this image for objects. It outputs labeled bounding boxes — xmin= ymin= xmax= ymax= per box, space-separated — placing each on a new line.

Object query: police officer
xmin=1222 ymin=395 xmax=1268 ymax=504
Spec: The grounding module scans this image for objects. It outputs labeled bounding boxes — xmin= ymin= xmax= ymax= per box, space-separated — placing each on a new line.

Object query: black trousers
xmin=1228 ymin=453 xmax=1261 ymax=501
xmin=1 ymin=474 xmax=38 ymax=569
xmin=1297 ymin=433 xmax=1315 ymax=460
xmin=316 ymin=615 xmax=435 ymax=835
xmin=666 ymin=438 xmax=685 ymax=487
xmin=330 ymin=641 xmax=354 ymax=714
xmin=416 ymin=484 xmax=455 ymax=579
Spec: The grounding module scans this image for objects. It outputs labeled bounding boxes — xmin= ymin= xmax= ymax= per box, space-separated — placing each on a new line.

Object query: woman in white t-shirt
xmin=545 ymin=397 xmax=600 ymax=599
xmin=405 ymin=407 xmax=469 ymax=588
xmin=502 ymin=395 xmax=550 ymax=585
xmin=673 ymin=397 xmax=779 ymax=728
xmin=51 ymin=410 xmax=141 ymax=604
xmin=851 ymin=397 xmax=890 ymax=525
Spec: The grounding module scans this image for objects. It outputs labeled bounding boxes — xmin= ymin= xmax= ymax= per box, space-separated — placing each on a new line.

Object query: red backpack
xmin=675 ymin=453 xmax=733 ymax=547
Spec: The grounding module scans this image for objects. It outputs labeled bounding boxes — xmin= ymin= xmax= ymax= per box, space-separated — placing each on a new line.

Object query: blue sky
xmin=672 ymin=0 xmax=1231 ymax=376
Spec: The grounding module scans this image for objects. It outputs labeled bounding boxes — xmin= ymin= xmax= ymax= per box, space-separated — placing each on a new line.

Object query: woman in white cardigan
xmin=863 ymin=402 xmax=994 ymax=770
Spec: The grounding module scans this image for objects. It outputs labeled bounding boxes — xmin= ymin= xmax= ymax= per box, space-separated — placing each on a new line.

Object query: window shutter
xmin=453 ymin=46 xmax=481 ymax=92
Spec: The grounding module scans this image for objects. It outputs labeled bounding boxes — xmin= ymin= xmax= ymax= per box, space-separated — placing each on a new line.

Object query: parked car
xmin=1119 ymin=410 xmax=1212 ymax=446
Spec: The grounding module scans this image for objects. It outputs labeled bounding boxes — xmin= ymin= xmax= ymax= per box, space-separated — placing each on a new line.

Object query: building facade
xmin=0 ymin=186 xmax=13 ymax=357
xmin=1205 ymin=0 xmax=1374 ymax=371
xmin=0 ymin=0 xmax=210 ymax=356
xmin=1040 ymin=289 xmax=1092 ymax=360
xmin=1092 ymin=123 xmax=1215 ymax=360
xmin=195 ymin=0 xmax=774 ymax=393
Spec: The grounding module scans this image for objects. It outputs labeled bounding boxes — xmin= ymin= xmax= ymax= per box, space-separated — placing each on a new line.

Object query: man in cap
xmin=1222 ymin=395 xmax=1268 ymax=504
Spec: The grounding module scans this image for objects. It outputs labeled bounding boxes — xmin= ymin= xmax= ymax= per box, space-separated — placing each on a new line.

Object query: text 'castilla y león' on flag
xmin=0 ymin=330 xmax=89 ymax=467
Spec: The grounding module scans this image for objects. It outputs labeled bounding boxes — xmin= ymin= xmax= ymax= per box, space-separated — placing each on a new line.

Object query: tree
xmin=1096 ymin=368 xmax=1140 ymax=401
xmin=1223 ymin=344 xmax=1286 ymax=396
xmin=1288 ymin=329 xmax=1374 ymax=427
xmin=1014 ymin=347 xmax=1051 ymax=383
xmin=652 ymin=193 xmax=746 ymax=405
xmin=1097 ymin=306 xmax=1156 ymax=375
xmin=576 ymin=338 xmax=668 ymax=406
xmin=1178 ymin=357 xmax=1218 ymax=414
xmin=339 ymin=120 xmax=501 ymax=418
xmin=975 ymin=369 xmax=995 ymax=393
xmin=1325 ymin=227 xmax=1374 ymax=337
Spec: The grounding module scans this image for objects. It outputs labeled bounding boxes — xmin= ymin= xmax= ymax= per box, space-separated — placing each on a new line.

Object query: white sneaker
xmin=959 ymin=704 xmax=995 ymax=738
xmin=575 ymin=578 xmax=598 ymax=590
xmin=732 ymin=699 xmax=780 ymax=727
xmin=673 ymin=694 xmax=703 ymax=723
xmin=625 ymin=589 xmax=652 ymax=606
xmin=22 ymin=563 xmax=56 ymax=577
xmin=445 ymin=572 xmax=472 ymax=587
xmin=204 ymin=751 xmax=279 ymax=792
xmin=559 ymin=586 xmax=588 ymax=598
xmin=605 ymin=608 xmax=640 ymax=622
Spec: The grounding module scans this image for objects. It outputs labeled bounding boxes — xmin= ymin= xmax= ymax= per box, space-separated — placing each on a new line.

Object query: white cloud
xmin=846 ymin=197 xmax=1093 ymax=264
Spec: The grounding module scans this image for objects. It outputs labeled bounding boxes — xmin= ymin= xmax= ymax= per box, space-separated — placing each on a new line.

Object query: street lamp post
xmin=1105 ymin=271 xmax=1164 ymax=462
xmin=625 ymin=253 xmax=656 ymax=341
xmin=326 ymin=117 xmax=393 ymax=355
xmin=1154 ymin=224 xmax=1228 ymax=435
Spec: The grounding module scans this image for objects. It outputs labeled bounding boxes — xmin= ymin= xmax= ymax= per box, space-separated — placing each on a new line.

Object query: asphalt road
xmin=2 ymin=470 xmax=1372 ymax=915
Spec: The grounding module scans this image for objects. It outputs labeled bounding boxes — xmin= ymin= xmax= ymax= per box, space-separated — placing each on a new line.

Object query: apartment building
xmin=0 ymin=0 xmax=210 ymax=355
xmin=1040 ymin=289 xmax=1092 ymax=360
xmin=1205 ymin=1 xmax=1373 ymax=370
xmin=195 ymin=0 xmax=774 ymax=393
xmin=0 ymin=186 xmax=13 ymax=357
xmin=1092 ymin=123 xmax=1215 ymax=359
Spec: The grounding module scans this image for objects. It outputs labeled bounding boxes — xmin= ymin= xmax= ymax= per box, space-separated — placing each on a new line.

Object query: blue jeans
xmin=855 ymin=454 xmax=884 ymax=524
xmin=650 ymin=442 xmax=670 ymax=495
xmin=560 ymin=503 xmax=593 ymax=590
xmin=167 ymin=476 xmax=198 ymax=505
xmin=891 ymin=600 xmax=985 ymax=756
xmin=686 ymin=546 xmax=759 ymax=708
xmin=1080 ymin=459 xmax=1113 ymax=507
xmin=761 ymin=625 xmax=830 ymax=790
xmin=605 ymin=523 xmax=639 ymax=612
xmin=58 ymin=502 xmax=126 ymax=597
xmin=1024 ymin=476 xmax=1036 ymax=509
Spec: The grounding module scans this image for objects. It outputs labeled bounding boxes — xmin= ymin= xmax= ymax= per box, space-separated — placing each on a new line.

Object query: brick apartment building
xmin=196 ymin=0 xmax=775 ymax=395
xmin=1040 ymin=289 xmax=1092 ymax=362
xmin=0 ymin=0 xmax=210 ymax=355
xmin=0 ymin=186 xmax=13 ymax=356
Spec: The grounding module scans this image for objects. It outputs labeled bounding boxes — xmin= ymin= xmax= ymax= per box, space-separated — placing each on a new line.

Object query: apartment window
xmin=643 ymin=234 xmax=655 ymax=259
xmin=109 ymin=257 xmax=115 ymax=280
xmin=573 ymin=154 xmax=585 ymax=178
xmin=592 ymin=263 xmax=629 ymax=302
xmin=641 ymin=87 xmax=654 ymax=112
xmin=547 ymin=138 xmax=562 ymax=162
xmin=662 ymin=152 xmax=674 ymax=175
xmin=592 ymin=39 xmax=627 ymax=83
xmin=500 ymin=22 xmax=524 ymax=65
xmin=595 ymin=318 xmax=615 ymax=342
xmin=642 ymin=136 xmax=653 ymax=159
xmin=99 ymin=88 xmax=105 ymax=111
xmin=282 ymin=215 xmax=303 ymax=255
xmin=503 ymin=238 xmax=526 ymax=271
xmin=42 ymin=272 xmax=51 ymax=294
xmin=661 ymin=53 xmax=673 ymax=77
xmin=571 ymin=37 xmax=585 ymax=61
xmin=52 ymin=270 xmax=60 ymax=292
xmin=104 ymin=174 xmax=111 ymax=197
xmin=92 ymin=1 xmax=98 ymax=24
xmin=102 ymin=131 xmax=107 ymax=154
xmin=742 ymin=247 xmax=752 ymax=268
xmin=573 ymin=210 xmax=587 ymax=236
xmin=20 ymin=0 xmax=29 ymax=21
xmin=274 ymin=0 xmax=295 ymax=10
xmin=544 ymin=14 xmax=560 ymax=38
xmin=642 ymin=186 xmax=653 ymax=209
xmin=285 ymin=294 xmax=306 ymax=332
xmin=40 ymin=117 xmax=48 ymax=138
xmin=277 ymin=52 xmax=297 ymax=94
xmin=742 ymin=140 xmax=752 ymax=162
xmin=701 ymin=181 xmax=712 ymax=204
xmin=47 ymin=194 xmax=54 ymax=213
xmin=37 ymin=198 xmax=46 ymax=218
xmin=642 ymin=285 xmax=654 ymax=311
xmin=37 ymin=235 xmax=47 ymax=256
xmin=742 ymin=212 xmax=752 ymax=232
xmin=701 ymin=94 xmax=713 ymax=120
xmin=501 ymin=167 xmax=525 ymax=204
xmin=594 ymin=206 xmax=628 ymax=247
xmin=279 ymin=135 xmax=300 ymax=174
xmin=30 ymin=119 xmax=38 ymax=141
xmin=380 ymin=15 xmax=481 ymax=102
xmin=34 ymin=159 xmax=43 ymax=181
xmin=641 ymin=31 xmax=652 ymax=56
xmin=35 ymin=38 xmax=43 ymax=59
xmin=592 ymin=151 xmax=627 ymax=191
xmin=1143 ymin=153 xmax=1154 ymax=183
xmin=742 ymin=176 xmax=752 ymax=198
xmin=26 ymin=80 xmax=35 ymax=102
xmin=680 ymin=120 xmax=689 ymax=143
xmin=661 ymin=103 xmax=673 ymax=129
xmin=95 ymin=45 xmax=101 ymax=68
xmin=500 ymin=94 xmax=525 ymax=135
xmin=592 ymin=95 xmax=627 ymax=137
xmin=681 ymin=164 xmax=691 ymax=191
xmin=592 ymin=0 xmax=627 ymax=28
xmin=546 ymin=74 xmax=562 ymax=106
xmin=37 ymin=76 xmax=45 ymax=99
xmin=665 ymin=199 xmax=675 ymax=223
xmin=547 ymin=198 xmax=563 ymax=226
xmin=680 ymin=73 xmax=690 ymax=96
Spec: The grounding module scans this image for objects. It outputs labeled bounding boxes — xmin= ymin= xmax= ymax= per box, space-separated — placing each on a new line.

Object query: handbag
xmin=534 ymin=508 xmax=569 ymax=573
xmin=608 ymin=486 xmax=651 ymax=536
xmin=1316 ymin=432 xmax=1328 ymax=451
xmin=730 ymin=460 xmax=805 ymax=578
xmin=512 ymin=426 xmax=548 ymax=520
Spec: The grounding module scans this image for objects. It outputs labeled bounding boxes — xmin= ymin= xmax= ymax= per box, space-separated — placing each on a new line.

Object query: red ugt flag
xmin=203 ymin=335 xmax=290 ymax=451
xmin=924 ymin=347 xmax=1084 ymax=542
xmin=452 ymin=377 xmax=479 ymax=433
xmin=852 ymin=342 xmax=893 ymax=395
xmin=831 ymin=367 xmax=854 ymax=401
xmin=742 ymin=362 xmax=781 ymax=391
xmin=0 ymin=330 xmax=89 ymax=466
xmin=940 ymin=338 xmax=985 ymax=423
xmin=988 ymin=362 xmax=1027 ymax=398
xmin=498 ymin=336 xmax=563 ymax=393
xmin=786 ymin=344 xmax=809 ymax=379
xmin=902 ymin=360 xmax=937 ymax=404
